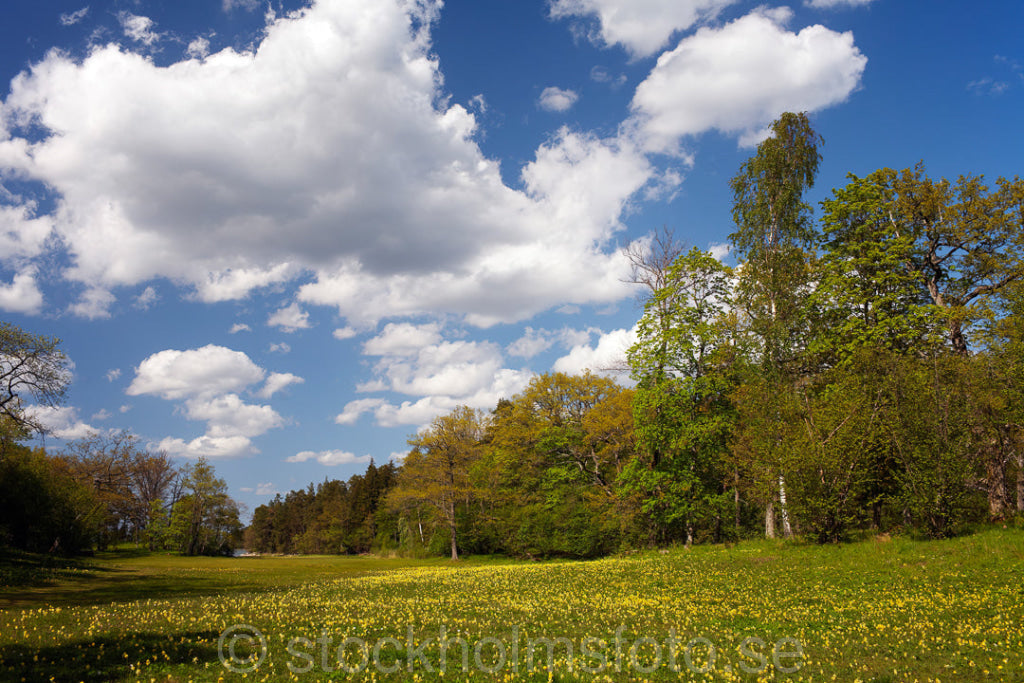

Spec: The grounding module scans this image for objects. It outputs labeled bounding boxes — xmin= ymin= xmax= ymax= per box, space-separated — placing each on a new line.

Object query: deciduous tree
xmin=729 ymin=112 xmax=822 ymax=538
xmin=388 ymin=406 xmax=485 ymax=560
xmin=0 ymin=322 xmax=71 ymax=443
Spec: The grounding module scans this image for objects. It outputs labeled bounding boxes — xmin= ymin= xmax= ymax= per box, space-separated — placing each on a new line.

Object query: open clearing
xmin=2 ymin=529 xmax=1022 ymax=681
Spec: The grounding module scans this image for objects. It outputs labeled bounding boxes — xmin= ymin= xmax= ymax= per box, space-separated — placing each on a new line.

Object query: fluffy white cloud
xmin=630 ymin=8 xmax=867 ymax=152
xmin=708 ymin=242 xmax=730 ymax=261
xmin=119 ymin=13 xmax=160 ymax=45
xmin=127 ymin=345 xmax=286 ymax=457
xmin=1 ymin=0 xmax=655 ymax=328
xmin=186 ymin=37 xmax=211 ymax=60
xmin=268 ymin=342 xmax=291 ymax=354
xmin=538 ymin=87 xmax=579 ymax=112
xmin=127 ymin=345 xmax=265 ymax=400
xmin=0 ymin=269 xmax=44 ymax=314
xmin=553 ymin=325 xmax=637 ymax=382
xmin=363 ymin=339 xmax=506 ymax=397
xmin=184 ymin=393 xmax=283 ymax=438
xmin=195 ymin=264 xmax=298 ymax=303
xmin=332 ymin=326 xmax=358 ymax=340
xmin=0 ymin=204 xmax=53 ymax=263
xmin=506 ymin=326 xmax=597 ymax=359
xmin=258 ymin=371 xmax=304 ymax=398
xmin=268 ymin=302 xmax=312 ymax=332
xmin=341 ymin=327 xmax=533 ymax=428
xmin=286 ymin=450 xmax=372 ymax=466
xmin=106 ymin=368 xmax=121 ymax=382
xmin=22 ymin=405 xmax=97 ymax=440
xmin=158 ymin=434 xmax=252 ymax=459
xmin=550 ymin=0 xmax=739 ymax=58
xmin=68 ymin=287 xmax=115 ymax=319
xmin=363 ymin=322 xmax=443 ymax=356
xmin=229 ymin=323 xmax=251 ymax=334
xmin=507 ymin=327 xmax=555 ymax=359
xmin=359 ymin=367 xmax=530 ymax=428
xmin=335 ymin=398 xmax=386 ymax=425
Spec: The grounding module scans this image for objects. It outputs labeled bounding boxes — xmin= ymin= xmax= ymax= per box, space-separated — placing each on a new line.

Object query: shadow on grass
xmin=0 ymin=550 xmax=105 ymax=588
xmin=0 ymin=629 xmax=221 ymax=682
xmin=0 ymin=550 xmax=271 ymax=608
xmin=0 ymin=568 xmax=271 ymax=608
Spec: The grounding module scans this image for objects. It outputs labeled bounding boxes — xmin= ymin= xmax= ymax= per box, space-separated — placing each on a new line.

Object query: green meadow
xmin=2 ymin=529 xmax=1022 ymax=682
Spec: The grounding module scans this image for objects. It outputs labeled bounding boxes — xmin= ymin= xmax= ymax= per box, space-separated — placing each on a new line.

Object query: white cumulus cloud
xmin=0 ymin=269 xmax=44 ymax=314
xmin=267 ymin=302 xmax=311 ymax=332
xmin=118 ymin=13 xmax=160 ymax=45
xmin=0 ymin=0 xmax=655 ymax=329
xmin=127 ymin=345 xmax=285 ymax=457
xmin=258 ymin=372 xmax=304 ymax=398
xmin=553 ymin=325 xmax=637 ymax=383
xmin=629 ymin=8 xmax=867 ymax=152
xmin=550 ymin=0 xmax=739 ymax=58
xmin=22 ymin=405 xmax=97 ymax=440
xmin=127 ymin=345 xmax=265 ymax=400
xmin=286 ymin=450 xmax=373 ymax=466
xmin=538 ymin=87 xmax=580 ymax=112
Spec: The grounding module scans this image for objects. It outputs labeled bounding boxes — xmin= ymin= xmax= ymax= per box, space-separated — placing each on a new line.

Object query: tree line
xmin=245 ymin=460 xmax=397 ymax=554
xmin=0 ymin=330 xmax=242 ymax=556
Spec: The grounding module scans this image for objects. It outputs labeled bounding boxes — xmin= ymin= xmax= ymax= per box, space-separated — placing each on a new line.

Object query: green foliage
xmin=142 ymin=499 xmax=171 ymax=551
xmin=387 ymin=406 xmax=485 ymax=560
xmin=884 ymin=355 xmax=985 ymax=538
xmin=784 ymin=367 xmax=886 ymax=542
xmin=813 ymin=170 xmax=941 ymax=365
xmin=169 ymin=458 xmax=242 ymax=556
xmin=819 ymin=166 xmax=1024 ymax=354
xmin=0 ymin=444 xmax=100 ymax=554
xmin=466 ymin=373 xmax=634 ymax=558
xmin=625 ymin=248 xmax=741 ymax=543
xmin=729 ymin=112 xmax=821 ymax=379
xmin=246 ymin=462 xmax=399 ymax=555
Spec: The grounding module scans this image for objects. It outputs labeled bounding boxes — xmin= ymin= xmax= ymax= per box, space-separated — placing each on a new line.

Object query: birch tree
xmin=729 ymin=112 xmax=822 ymax=538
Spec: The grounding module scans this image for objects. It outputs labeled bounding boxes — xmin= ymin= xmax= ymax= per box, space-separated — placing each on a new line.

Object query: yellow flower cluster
xmin=1 ymin=530 xmax=1021 ymax=681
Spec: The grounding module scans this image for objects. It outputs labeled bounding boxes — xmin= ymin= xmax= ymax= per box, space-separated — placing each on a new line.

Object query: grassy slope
xmin=1 ymin=530 xmax=1022 ymax=682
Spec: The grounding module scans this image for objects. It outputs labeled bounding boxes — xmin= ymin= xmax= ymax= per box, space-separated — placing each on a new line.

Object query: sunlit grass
xmin=2 ymin=529 xmax=1022 ymax=681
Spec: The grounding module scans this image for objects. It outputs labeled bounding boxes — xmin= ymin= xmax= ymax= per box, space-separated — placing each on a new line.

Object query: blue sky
xmin=1 ymin=0 xmax=1021 ymax=515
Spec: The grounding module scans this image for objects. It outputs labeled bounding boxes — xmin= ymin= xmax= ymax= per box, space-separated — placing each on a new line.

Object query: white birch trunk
xmin=778 ymin=474 xmax=793 ymax=537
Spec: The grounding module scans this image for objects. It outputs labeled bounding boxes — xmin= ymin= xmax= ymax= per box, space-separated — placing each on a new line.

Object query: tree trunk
xmin=448 ymin=499 xmax=458 ymax=561
xmin=948 ymin=319 xmax=969 ymax=356
xmin=734 ymin=471 xmax=741 ymax=531
xmin=778 ymin=474 xmax=793 ymax=537
xmin=987 ymin=455 xmax=1007 ymax=520
xmin=765 ymin=497 xmax=776 ymax=539
xmin=1016 ymin=451 xmax=1023 ymax=513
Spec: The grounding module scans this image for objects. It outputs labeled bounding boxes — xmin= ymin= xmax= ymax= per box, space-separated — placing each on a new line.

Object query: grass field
xmin=1 ymin=529 xmax=1022 ymax=682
